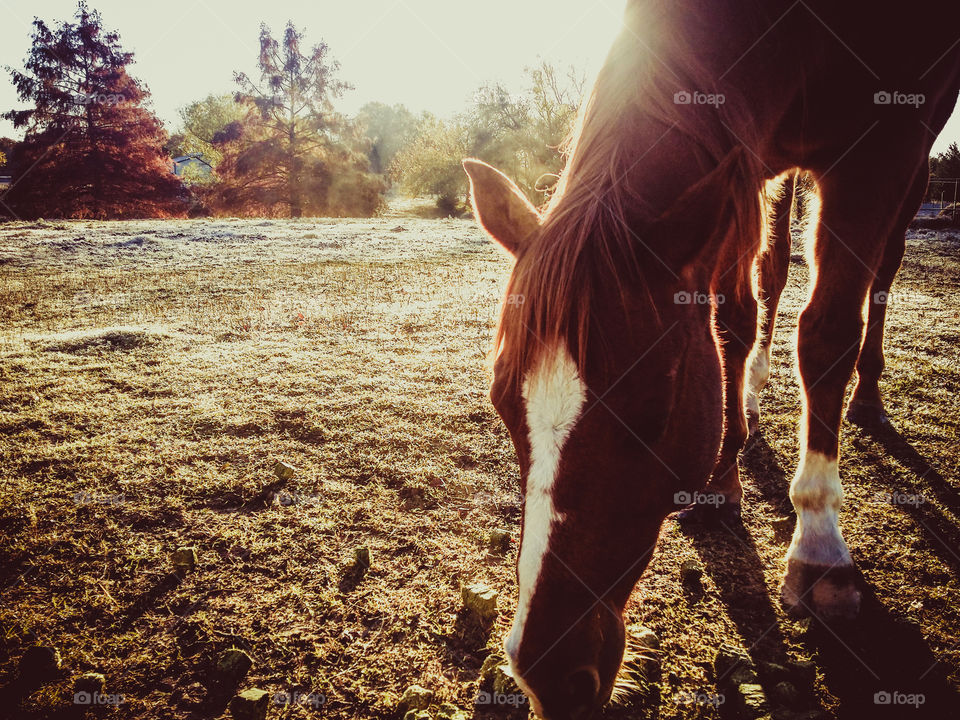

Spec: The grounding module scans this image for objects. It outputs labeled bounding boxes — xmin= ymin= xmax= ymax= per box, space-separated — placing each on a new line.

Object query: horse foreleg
xmin=781 ymin=157 xmax=923 ymax=620
xmin=676 ymin=229 xmax=759 ymax=526
xmin=846 ymin=165 xmax=927 ymax=428
xmin=746 ymin=171 xmax=795 ymax=435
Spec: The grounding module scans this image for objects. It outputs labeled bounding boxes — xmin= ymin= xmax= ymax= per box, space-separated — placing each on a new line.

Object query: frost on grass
xmin=0 ymin=217 xmax=486 ymax=270
xmin=0 ymin=219 xmax=957 ymax=719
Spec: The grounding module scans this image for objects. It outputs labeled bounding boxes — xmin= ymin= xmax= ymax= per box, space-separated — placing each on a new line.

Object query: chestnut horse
xmin=746 ymin=169 xmax=916 ymax=434
xmin=464 ymin=0 xmax=959 ymax=717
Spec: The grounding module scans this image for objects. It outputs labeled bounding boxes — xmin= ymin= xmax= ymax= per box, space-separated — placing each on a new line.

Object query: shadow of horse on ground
xmin=740 ymin=432 xmax=794 ymax=518
xmin=686 ymin=426 xmax=959 ymax=719
xmin=851 ymin=421 xmax=960 ymax=579
xmin=800 ymin=580 xmax=959 ymax=720
xmin=682 ymin=519 xmax=835 ymax=718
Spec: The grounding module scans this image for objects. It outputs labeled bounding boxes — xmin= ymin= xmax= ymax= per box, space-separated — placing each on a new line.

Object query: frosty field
xmin=0 ymin=217 xmax=959 ymax=719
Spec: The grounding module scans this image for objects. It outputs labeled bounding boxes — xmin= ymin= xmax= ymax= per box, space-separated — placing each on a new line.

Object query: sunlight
xmin=0 ymin=0 xmax=628 ymax=135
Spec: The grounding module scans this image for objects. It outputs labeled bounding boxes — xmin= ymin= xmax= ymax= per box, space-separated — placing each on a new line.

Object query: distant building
xmin=0 ymin=175 xmax=11 ymax=190
xmin=171 ymin=154 xmax=213 ymax=177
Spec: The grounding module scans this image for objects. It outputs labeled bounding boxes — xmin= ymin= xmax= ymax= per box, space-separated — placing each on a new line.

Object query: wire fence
xmin=920 ymin=178 xmax=959 ymax=222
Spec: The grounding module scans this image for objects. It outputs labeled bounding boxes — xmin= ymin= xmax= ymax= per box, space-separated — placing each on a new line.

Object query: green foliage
xmin=169 ymin=93 xmax=247 ymax=168
xmin=469 ymin=61 xmax=585 ymax=202
xmin=391 ymin=60 xmax=586 ymax=215
xmin=356 ymin=102 xmax=419 ymax=174
xmin=0 ymin=138 xmax=13 ymax=168
xmin=177 ymin=160 xmax=213 ymax=186
xmin=391 ymin=115 xmax=471 ymax=215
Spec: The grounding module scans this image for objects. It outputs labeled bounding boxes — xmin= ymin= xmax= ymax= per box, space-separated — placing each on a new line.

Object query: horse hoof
xmin=674 ymin=500 xmax=742 ymax=527
xmin=746 ymin=408 xmax=760 ymax=436
xmin=780 ymin=559 xmax=861 ymax=621
xmin=845 ymin=401 xmax=889 ymax=429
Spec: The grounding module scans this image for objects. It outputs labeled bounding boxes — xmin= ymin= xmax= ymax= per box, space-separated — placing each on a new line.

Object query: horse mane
xmin=495 ymin=0 xmax=769 ymax=388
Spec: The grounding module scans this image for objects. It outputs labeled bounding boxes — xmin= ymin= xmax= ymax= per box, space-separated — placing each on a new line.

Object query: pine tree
xmin=215 ymin=22 xmax=384 ymax=217
xmin=2 ymin=2 xmax=185 ymax=219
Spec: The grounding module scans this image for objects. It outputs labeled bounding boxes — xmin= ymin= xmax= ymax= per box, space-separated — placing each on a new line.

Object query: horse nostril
xmin=565 ymin=665 xmax=601 ymax=718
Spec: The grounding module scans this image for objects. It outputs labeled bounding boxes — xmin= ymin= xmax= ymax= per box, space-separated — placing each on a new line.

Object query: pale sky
xmin=0 ymin=0 xmax=958 ymax=155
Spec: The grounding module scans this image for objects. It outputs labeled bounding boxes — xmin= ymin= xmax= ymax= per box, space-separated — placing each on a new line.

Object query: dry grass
xmin=0 ymin=217 xmax=958 ymax=720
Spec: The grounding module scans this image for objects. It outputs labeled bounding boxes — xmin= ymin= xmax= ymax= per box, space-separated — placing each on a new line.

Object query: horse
xmin=463 ymin=0 xmax=960 ymax=717
xmin=746 ymin=169 xmax=915 ymax=435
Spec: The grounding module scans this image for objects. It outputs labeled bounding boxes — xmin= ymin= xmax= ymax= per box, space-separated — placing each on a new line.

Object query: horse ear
xmin=463 ymin=159 xmax=541 ymax=255
xmin=649 ymin=148 xmax=749 ymax=268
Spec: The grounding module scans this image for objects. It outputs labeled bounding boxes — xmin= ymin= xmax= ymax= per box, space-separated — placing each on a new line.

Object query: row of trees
xmin=165 ymin=60 xmax=585 ymax=216
xmin=930 ymin=142 xmax=960 ymax=179
xmin=2 ymin=3 xmax=958 ymax=221
xmin=0 ymin=3 xmax=386 ymax=218
xmin=0 ymin=2 xmax=584 ymax=219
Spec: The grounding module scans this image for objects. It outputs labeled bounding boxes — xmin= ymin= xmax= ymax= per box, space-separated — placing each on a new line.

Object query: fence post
xmin=953 ymin=179 xmax=958 ymax=223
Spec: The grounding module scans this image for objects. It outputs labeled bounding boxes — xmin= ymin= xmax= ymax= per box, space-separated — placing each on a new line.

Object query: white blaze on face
xmin=787 ymin=449 xmax=851 ymax=567
xmin=505 ymin=346 xmax=587 ymax=671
